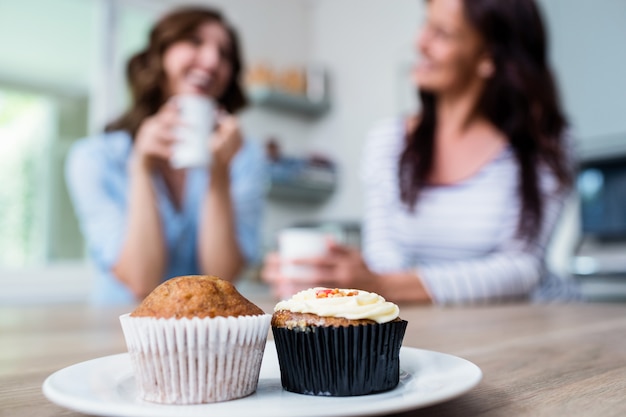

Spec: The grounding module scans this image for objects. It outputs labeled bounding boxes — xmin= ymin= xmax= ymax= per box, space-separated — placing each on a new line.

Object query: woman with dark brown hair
xmin=263 ymin=0 xmax=580 ymax=304
xmin=66 ymin=6 xmax=266 ymax=304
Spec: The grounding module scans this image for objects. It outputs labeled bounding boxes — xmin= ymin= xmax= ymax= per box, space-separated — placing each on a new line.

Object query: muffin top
xmin=131 ymin=275 xmax=265 ymax=319
xmin=274 ymin=287 xmax=399 ymax=324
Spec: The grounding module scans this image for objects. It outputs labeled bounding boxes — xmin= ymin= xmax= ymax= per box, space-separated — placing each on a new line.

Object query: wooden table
xmin=2 ymin=297 xmax=626 ymax=417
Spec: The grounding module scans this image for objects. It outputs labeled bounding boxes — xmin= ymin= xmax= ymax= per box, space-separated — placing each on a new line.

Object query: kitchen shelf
xmin=266 ymin=157 xmax=337 ymax=203
xmin=247 ymin=86 xmax=330 ymax=117
xmin=267 ymin=181 xmax=335 ymax=203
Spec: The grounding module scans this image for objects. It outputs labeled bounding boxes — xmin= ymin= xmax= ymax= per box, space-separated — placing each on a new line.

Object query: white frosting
xmin=274 ymin=288 xmax=399 ymax=324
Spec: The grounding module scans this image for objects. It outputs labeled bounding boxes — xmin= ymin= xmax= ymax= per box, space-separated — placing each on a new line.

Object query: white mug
xmin=279 ymin=228 xmax=329 ymax=280
xmin=170 ymin=95 xmax=216 ymax=169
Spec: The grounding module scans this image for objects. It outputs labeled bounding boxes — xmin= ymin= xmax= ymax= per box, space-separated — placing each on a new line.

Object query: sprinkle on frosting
xmin=315 ymin=288 xmax=359 ymax=298
xmin=274 ymin=287 xmax=400 ymax=324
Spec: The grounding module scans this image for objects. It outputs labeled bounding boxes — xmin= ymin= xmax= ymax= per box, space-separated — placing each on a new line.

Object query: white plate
xmin=43 ymin=341 xmax=482 ymax=417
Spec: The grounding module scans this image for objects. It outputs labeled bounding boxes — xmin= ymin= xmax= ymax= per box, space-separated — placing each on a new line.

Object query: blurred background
xmin=1 ymin=0 xmax=625 ymax=304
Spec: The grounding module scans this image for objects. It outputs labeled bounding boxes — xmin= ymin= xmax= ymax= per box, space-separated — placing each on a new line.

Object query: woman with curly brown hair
xmin=263 ymin=0 xmax=580 ymax=304
xmin=66 ymin=6 xmax=266 ymax=304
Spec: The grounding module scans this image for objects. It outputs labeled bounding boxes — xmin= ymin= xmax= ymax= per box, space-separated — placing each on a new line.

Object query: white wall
xmin=305 ymin=0 xmax=421 ymax=223
xmin=539 ymin=0 xmax=626 ymax=141
xmin=200 ymin=0 xmax=318 ymax=250
xmin=252 ymin=0 xmax=424 ymax=250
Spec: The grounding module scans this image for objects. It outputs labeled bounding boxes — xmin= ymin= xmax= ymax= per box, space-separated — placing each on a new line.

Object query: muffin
xmin=119 ymin=275 xmax=271 ymax=404
xmin=272 ymin=287 xmax=407 ymax=396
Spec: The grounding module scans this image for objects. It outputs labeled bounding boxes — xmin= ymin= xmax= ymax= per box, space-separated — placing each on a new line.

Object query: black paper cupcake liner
xmin=272 ymin=320 xmax=408 ymax=396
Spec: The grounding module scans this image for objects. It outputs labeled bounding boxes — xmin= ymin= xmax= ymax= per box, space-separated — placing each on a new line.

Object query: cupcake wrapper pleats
xmin=120 ymin=313 xmax=271 ymax=404
xmin=272 ymin=320 xmax=408 ymax=396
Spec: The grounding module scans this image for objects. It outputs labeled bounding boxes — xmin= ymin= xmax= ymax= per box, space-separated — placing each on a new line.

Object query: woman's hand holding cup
xmin=262 ymin=228 xmax=375 ymax=300
xmin=210 ymin=112 xmax=243 ymax=173
xmin=134 ymin=100 xmax=181 ymax=171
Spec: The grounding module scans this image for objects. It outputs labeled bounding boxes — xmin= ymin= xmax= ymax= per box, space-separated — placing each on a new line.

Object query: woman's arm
xmin=261 ymin=243 xmax=432 ymax=303
xmin=416 ymin=187 xmax=569 ymax=304
xmin=378 ymin=272 xmax=432 ymax=303
xmin=314 ymin=244 xmax=432 ymax=304
xmin=363 ymin=166 xmax=569 ymax=305
xmin=111 ymin=157 xmax=167 ymax=299
xmin=111 ymin=103 xmax=181 ymax=298
xmin=65 ymin=130 xmax=169 ymax=301
xmin=198 ymin=164 xmax=245 ymax=281
xmin=197 ymin=115 xmax=247 ymax=281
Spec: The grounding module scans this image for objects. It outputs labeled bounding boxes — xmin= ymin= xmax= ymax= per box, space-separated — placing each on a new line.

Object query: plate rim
xmin=43 ymin=342 xmax=482 ymax=417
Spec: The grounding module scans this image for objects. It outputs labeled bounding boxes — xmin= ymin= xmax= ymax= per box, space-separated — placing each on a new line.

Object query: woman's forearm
xmin=112 ymin=159 xmax=166 ymax=299
xmin=198 ymin=167 xmax=245 ymax=281
xmin=370 ymin=271 xmax=433 ymax=304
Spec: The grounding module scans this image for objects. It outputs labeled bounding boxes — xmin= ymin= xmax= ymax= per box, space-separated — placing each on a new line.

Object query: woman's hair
xmin=105 ymin=6 xmax=247 ymax=138
xmin=399 ymin=0 xmax=572 ymax=241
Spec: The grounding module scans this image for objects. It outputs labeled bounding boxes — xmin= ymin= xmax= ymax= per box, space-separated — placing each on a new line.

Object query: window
xmin=0 ymin=0 xmax=156 ymax=304
xmin=0 ymin=89 xmax=54 ymax=268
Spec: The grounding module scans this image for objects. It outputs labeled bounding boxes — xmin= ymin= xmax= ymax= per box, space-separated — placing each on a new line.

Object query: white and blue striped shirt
xmin=361 ymin=118 xmax=569 ymax=305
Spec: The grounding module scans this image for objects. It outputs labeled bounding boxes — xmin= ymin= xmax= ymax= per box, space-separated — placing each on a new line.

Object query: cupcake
xmin=271 ymin=287 xmax=407 ymax=396
xmin=119 ymin=275 xmax=271 ymax=404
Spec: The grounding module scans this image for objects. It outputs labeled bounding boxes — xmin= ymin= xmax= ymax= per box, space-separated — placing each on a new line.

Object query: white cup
xmin=170 ymin=95 xmax=216 ymax=169
xmin=279 ymin=228 xmax=329 ymax=280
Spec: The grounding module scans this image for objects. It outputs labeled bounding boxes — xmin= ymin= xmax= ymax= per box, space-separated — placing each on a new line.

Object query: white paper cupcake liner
xmin=119 ymin=313 xmax=271 ymax=404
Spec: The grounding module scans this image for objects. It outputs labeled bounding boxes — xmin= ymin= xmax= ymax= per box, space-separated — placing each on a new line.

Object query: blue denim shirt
xmin=65 ymin=130 xmax=267 ymax=305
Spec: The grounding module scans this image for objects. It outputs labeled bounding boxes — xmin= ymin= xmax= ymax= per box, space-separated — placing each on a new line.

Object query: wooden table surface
xmin=1 ymin=296 xmax=625 ymax=417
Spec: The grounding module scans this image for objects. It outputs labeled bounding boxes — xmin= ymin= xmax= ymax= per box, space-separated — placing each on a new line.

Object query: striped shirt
xmin=361 ymin=118 xmax=569 ymax=305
